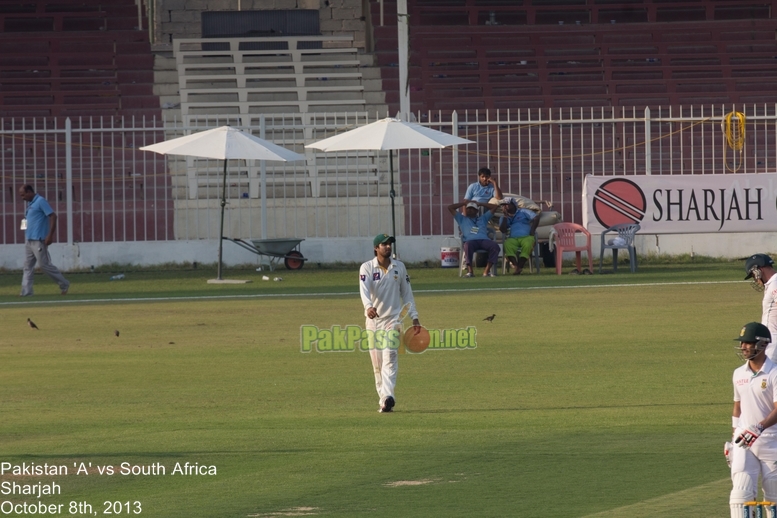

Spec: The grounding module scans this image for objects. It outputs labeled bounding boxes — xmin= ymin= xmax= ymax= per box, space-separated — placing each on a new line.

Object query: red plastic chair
xmin=552 ymin=223 xmax=593 ymax=275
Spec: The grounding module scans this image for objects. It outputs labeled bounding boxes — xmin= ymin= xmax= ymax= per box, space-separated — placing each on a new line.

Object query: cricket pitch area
xmin=0 ymin=263 xmax=754 ymax=516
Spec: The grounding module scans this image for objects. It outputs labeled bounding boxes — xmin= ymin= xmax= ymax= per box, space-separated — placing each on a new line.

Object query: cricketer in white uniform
xmin=745 ymin=254 xmax=777 ymax=360
xmin=764 ymin=275 xmax=777 ymax=360
xmin=359 ymin=234 xmax=420 ymax=413
xmin=728 ymin=322 xmax=777 ymax=518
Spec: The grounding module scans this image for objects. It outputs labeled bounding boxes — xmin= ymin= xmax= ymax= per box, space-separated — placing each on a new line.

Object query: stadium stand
xmin=174 ymin=35 xmax=366 ymax=125
xmin=0 ymin=0 xmax=170 ymax=243
xmin=371 ymin=0 xmax=777 ymax=113
xmin=0 ymin=0 xmax=161 ymax=119
xmin=172 ymin=34 xmax=384 ymax=200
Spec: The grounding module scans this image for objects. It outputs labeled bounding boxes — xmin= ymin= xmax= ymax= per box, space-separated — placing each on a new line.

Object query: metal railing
xmin=0 ymin=105 xmax=774 ymax=245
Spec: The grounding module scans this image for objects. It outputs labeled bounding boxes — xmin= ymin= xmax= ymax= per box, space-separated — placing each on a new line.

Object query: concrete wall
xmin=172 ymin=196 xmax=400 ymax=240
xmin=1 ymin=232 xmax=775 ymax=271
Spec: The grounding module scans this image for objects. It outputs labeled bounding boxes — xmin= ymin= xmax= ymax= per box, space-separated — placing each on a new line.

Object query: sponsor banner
xmin=583 ymin=173 xmax=777 ymax=234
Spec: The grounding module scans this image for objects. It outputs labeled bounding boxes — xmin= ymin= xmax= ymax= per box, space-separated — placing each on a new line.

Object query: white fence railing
xmin=1 ymin=105 xmax=775 ymax=245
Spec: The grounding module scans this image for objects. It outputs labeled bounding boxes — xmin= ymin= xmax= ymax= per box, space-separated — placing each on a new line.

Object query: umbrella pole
xmin=217 ymin=159 xmax=227 ymax=280
xmin=389 ymin=150 xmax=397 ymax=258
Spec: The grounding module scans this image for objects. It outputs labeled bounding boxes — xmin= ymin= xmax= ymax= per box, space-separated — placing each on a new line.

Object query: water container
xmin=441 ymin=237 xmax=460 ymax=268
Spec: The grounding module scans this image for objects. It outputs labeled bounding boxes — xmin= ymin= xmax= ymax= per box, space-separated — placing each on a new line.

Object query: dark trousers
xmin=463 ymin=239 xmax=499 ymax=266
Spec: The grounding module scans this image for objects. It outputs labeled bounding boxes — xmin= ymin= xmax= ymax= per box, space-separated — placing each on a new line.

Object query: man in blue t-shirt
xmin=499 ymin=198 xmax=541 ymax=275
xmin=18 ymin=185 xmax=70 ymax=296
xmin=448 ymin=200 xmax=500 ymax=277
xmin=464 ymin=167 xmax=503 ymax=205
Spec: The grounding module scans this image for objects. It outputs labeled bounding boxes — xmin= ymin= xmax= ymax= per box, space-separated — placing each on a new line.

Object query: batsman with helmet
xmin=745 ymin=253 xmax=777 ymax=360
xmin=728 ymin=322 xmax=777 ymax=517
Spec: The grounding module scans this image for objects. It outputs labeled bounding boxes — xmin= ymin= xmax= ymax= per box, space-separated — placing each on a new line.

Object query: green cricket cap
xmin=373 ymin=234 xmax=395 ymax=247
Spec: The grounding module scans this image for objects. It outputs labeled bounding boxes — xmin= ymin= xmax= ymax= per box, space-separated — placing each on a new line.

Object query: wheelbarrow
xmin=224 ymin=237 xmax=306 ymax=271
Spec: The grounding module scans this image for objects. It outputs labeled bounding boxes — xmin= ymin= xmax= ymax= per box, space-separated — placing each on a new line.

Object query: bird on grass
xmin=114 ymin=330 xmax=120 ymax=337
xmin=27 ymin=318 xmax=39 ymax=330
xmin=483 ymin=314 xmax=496 ymax=323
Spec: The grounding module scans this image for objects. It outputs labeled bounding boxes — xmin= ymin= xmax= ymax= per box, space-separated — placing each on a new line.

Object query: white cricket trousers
xmin=730 ymin=435 xmax=777 ymax=518
xmin=365 ymin=318 xmax=398 ymax=407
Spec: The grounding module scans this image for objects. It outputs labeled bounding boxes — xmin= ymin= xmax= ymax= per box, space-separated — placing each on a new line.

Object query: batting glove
xmin=735 ymin=424 xmax=764 ymax=449
xmin=724 ymin=441 xmax=733 ymax=467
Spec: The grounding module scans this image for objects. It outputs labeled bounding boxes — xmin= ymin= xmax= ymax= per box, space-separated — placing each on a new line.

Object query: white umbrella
xmin=141 ymin=126 xmax=306 ymax=280
xmin=306 ymin=117 xmax=474 ymax=252
xmin=140 ymin=125 xmax=306 ymax=161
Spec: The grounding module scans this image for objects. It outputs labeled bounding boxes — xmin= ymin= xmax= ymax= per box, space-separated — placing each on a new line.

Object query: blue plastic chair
xmin=599 ymin=223 xmax=640 ymax=273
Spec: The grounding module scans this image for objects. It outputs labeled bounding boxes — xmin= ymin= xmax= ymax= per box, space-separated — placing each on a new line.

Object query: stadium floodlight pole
xmin=260 ymin=115 xmax=268 ymax=239
xmin=65 ymin=117 xmax=74 ymax=245
xmin=397 ymin=0 xmax=410 ymax=120
xmin=395 ymin=0 xmax=409 ymax=259
xmin=452 ymin=111 xmax=459 ymax=203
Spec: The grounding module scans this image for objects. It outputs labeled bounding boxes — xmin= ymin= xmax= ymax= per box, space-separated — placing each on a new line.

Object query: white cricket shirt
xmin=734 ymin=357 xmax=777 ymax=436
xmin=762 ymin=274 xmax=777 ymax=360
xmin=359 ymin=257 xmax=418 ymax=330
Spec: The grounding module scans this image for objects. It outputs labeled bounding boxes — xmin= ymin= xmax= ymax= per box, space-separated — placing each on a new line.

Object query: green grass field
xmin=0 ymin=262 xmax=757 ymax=517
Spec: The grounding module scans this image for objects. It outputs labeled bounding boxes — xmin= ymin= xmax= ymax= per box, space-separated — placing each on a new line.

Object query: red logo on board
xmin=593 ymin=178 xmax=646 ymax=228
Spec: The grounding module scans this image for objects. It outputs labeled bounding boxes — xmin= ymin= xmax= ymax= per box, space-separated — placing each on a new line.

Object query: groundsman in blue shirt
xmin=18 ymin=185 xmax=70 ymax=296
